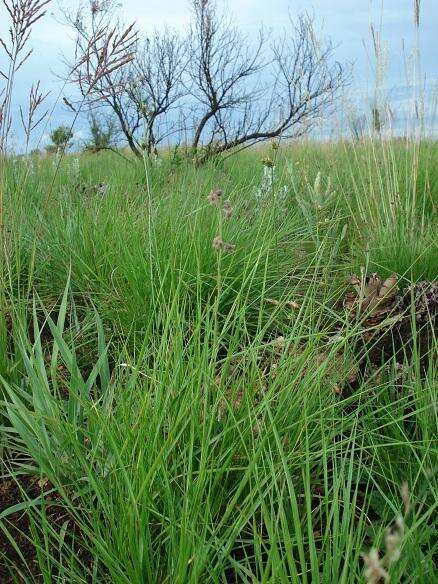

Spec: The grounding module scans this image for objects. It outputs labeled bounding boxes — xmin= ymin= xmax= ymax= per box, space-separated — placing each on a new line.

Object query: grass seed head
xmin=212 ymin=235 xmax=223 ymax=250
xmin=384 ymin=517 xmax=405 ymax=565
xmin=223 ymin=199 xmax=233 ymax=218
xmin=362 ymin=549 xmax=389 ymax=583
xmin=261 ymin=155 xmax=274 ymax=168
xmin=222 ymin=241 xmax=235 ymax=253
xmin=208 ymin=188 xmax=222 ymax=204
xmin=401 ymin=482 xmax=410 ymax=515
xmin=212 ymin=236 xmax=235 ymax=253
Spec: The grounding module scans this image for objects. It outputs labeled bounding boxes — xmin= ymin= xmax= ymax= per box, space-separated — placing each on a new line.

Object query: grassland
xmin=0 ymin=138 xmax=437 ymax=582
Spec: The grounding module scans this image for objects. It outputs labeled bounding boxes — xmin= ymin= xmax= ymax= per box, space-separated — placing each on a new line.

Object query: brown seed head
xmin=223 ymin=200 xmax=233 ymax=219
xmin=212 ymin=235 xmax=223 ymax=250
xmin=212 ymin=236 xmax=235 ymax=253
xmin=208 ymin=189 xmax=222 ymax=204
xmin=91 ymin=1 xmax=101 ymax=14
xmin=222 ymin=242 xmax=235 ymax=253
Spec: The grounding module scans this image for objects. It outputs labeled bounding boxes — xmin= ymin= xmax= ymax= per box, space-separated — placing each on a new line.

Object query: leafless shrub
xmin=186 ymin=0 xmax=266 ymax=158
xmin=63 ymin=0 xmax=347 ymax=162
xmin=186 ymin=1 xmax=348 ymax=161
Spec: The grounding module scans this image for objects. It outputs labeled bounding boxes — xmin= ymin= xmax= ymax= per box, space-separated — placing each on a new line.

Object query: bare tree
xmin=186 ymin=0 xmax=348 ymax=161
xmin=186 ymin=0 xmax=266 ymax=156
xmin=124 ymin=29 xmax=188 ymax=155
xmin=66 ymin=2 xmax=186 ymax=157
xmin=65 ymin=0 xmax=348 ymax=162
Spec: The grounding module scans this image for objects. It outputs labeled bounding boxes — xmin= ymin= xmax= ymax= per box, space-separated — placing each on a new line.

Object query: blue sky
xmin=1 ymin=0 xmax=436 ymax=148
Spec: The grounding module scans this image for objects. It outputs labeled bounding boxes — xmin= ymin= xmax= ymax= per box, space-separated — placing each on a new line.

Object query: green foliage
xmin=46 ymin=125 xmax=74 ymax=153
xmin=84 ymin=115 xmax=118 ymax=153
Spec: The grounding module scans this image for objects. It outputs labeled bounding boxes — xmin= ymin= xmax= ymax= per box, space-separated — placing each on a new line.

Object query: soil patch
xmin=0 ymin=473 xmax=91 ymax=582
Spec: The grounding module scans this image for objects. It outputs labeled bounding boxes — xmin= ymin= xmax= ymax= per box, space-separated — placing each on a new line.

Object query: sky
xmin=1 ymin=0 xmax=437 ymax=149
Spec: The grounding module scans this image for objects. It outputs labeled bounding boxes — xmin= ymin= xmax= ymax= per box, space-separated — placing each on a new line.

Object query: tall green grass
xmin=0 ymin=140 xmax=436 ymax=582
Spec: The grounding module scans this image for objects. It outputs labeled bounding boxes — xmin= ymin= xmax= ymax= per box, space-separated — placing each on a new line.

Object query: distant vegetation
xmin=45 ymin=125 xmax=74 ymax=154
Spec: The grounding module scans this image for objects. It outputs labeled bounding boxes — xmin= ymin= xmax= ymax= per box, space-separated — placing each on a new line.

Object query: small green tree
xmin=84 ymin=115 xmax=117 ymax=153
xmin=46 ymin=125 xmax=74 ymax=153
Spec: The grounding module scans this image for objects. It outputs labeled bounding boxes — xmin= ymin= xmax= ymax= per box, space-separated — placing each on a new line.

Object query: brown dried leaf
xmin=364 ymin=273 xmax=381 ymax=297
xmin=378 ymin=274 xmax=398 ymax=299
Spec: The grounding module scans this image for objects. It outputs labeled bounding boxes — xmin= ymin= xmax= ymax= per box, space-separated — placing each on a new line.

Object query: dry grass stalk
xmin=0 ymin=0 xmax=52 ymax=240
xmin=19 ymin=80 xmax=49 ymax=151
xmin=1 ymin=0 xmax=52 ymax=151
xmin=69 ymin=7 xmax=138 ymax=102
